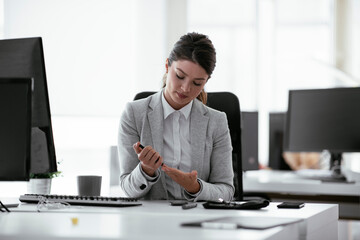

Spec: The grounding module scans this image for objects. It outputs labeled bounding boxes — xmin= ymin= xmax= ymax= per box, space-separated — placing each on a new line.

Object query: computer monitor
xmin=268 ymin=112 xmax=291 ymax=170
xmin=241 ymin=111 xmax=259 ymax=171
xmin=0 ymin=37 xmax=57 ymax=175
xmin=284 ymin=87 xmax=360 ymax=180
xmin=0 ymin=78 xmax=32 ymax=180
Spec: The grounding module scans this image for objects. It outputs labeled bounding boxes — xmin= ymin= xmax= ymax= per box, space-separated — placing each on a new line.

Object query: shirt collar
xmin=161 ymin=91 xmax=193 ymax=120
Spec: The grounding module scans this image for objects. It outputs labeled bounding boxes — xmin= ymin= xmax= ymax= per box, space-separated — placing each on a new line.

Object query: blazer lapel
xmin=147 ymin=91 xmax=168 ymax=197
xmin=148 ymin=92 xmax=164 ymax=155
xmin=190 ymin=100 xmax=209 ymax=176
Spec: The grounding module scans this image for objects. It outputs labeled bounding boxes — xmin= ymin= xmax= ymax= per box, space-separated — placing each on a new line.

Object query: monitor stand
xmin=319 ymin=152 xmax=355 ymax=183
xmin=295 ymin=152 xmax=355 ymax=183
xmin=320 ymin=152 xmax=352 ymax=183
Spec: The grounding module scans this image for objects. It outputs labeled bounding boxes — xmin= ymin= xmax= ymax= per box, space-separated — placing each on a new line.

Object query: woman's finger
xmin=133 ymin=142 xmax=143 ymax=154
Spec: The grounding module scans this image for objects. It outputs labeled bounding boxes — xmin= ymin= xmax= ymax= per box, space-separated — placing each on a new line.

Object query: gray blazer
xmin=118 ymin=91 xmax=234 ymax=201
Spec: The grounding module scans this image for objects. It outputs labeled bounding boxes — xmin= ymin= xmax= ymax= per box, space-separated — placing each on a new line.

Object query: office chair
xmin=133 ymin=91 xmax=244 ymax=200
xmin=207 ymin=93 xmax=270 ymax=201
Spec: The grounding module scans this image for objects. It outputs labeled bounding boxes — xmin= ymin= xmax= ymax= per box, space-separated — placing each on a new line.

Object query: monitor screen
xmin=0 ymin=37 xmax=57 ymax=175
xmin=241 ymin=111 xmax=259 ymax=171
xmin=284 ymin=87 xmax=360 ymax=153
xmin=0 ymin=78 xmax=32 ymax=180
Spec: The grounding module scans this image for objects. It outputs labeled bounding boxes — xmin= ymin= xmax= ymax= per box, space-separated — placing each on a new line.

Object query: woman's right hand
xmin=133 ymin=142 xmax=163 ymax=177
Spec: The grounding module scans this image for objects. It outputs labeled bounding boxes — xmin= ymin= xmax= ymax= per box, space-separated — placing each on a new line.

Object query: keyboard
xmin=19 ymin=194 xmax=142 ymax=207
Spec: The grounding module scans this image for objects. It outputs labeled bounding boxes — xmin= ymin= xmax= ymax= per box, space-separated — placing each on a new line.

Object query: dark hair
xmin=162 ymin=32 xmax=216 ymax=104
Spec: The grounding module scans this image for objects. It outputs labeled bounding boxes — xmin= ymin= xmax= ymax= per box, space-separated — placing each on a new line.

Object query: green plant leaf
xmin=30 ymin=171 xmax=62 ymax=179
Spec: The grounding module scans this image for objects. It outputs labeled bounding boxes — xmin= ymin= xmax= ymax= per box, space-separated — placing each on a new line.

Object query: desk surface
xmin=0 ymin=200 xmax=338 ymax=240
xmin=244 ymin=170 xmax=360 ymax=196
xmin=243 ymin=170 xmax=360 ymax=220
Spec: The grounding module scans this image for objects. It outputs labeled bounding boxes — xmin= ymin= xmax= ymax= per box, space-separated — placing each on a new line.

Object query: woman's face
xmin=164 ymin=59 xmax=208 ymax=110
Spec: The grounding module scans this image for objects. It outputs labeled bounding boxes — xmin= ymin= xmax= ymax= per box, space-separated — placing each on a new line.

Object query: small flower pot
xmin=27 ymin=178 xmax=52 ymax=195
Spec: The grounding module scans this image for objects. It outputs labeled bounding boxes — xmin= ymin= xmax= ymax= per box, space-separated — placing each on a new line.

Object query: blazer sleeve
xmin=118 ymin=101 xmax=160 ymax=198
xmin=186 ymin=111 xmax=235 ymax=201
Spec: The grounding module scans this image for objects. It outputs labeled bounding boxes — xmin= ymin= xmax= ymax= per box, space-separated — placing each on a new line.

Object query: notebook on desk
xmin=182 ymin=216 xmax=302 ymax=230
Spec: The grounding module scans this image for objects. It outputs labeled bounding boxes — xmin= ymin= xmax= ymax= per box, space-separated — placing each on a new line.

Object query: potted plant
xmin=27 ymin=171 xmax=62 ymax=195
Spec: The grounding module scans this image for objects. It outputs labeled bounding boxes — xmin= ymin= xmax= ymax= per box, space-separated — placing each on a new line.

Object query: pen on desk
xmin=139 ymin=144 xmax=163 ymax=166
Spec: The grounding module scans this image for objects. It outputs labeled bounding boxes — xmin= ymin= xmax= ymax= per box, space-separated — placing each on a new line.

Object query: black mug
xmin=77 ymin=175 xmax=102 ymax=196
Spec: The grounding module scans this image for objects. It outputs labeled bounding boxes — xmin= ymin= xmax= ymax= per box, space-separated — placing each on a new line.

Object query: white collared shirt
xmin=161 ymin=92 xmax=193 ymax=199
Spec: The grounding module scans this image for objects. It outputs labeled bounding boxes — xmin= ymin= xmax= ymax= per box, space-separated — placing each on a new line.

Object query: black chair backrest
xmin=133 ymin=91 xmax=156 ymax=101
xmin=206 ymin=92 xmax=243 ymax=200
xmin=133 ymin=91 xmax=243 ymax=200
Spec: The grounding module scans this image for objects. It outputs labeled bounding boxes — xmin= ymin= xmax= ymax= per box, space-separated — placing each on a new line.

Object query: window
xmin=187 ymin=0 xmax=335 ymax=164
xmin=187 ymin=0 xmax=258 ymax=111
xmin=274 ymin=0 xmax=335 ymax=110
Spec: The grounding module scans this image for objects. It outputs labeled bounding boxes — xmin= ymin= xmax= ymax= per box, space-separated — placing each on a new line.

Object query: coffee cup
xmin=77 ymin=175 xmax=102 ymax=196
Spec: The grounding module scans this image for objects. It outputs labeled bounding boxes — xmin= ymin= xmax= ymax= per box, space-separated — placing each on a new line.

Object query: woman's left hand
xmin=161 ymin=164 xmax=200 ymax=194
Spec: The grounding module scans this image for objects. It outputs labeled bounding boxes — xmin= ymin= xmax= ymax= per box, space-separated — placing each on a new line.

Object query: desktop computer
xmin=284 ymin=87 xmax=360 ymax=182
xmin=268 ymin=112 xmax=291 ymax=170
xmin=241 ymin=111 xmax=259 ymax=171
xmin=0 ymin=37 xmax=57 ymax=176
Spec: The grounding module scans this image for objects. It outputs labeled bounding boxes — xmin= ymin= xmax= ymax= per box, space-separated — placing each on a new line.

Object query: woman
xmin=118 ymin=32 xmax=234 ymax=201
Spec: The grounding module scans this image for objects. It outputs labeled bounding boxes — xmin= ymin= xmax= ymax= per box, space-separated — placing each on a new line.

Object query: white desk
xmin=0 ymin=200 xmax=338 ymax=240
xmin=243 ymin=170 xmax=360 ymax=219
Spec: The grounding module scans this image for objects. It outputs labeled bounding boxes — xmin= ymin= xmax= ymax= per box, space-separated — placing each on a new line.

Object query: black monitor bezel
xmin=241 ymin=111 xmax=259 ymax=171
xmin=0 ymin=37 xmax=57 ymax=174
